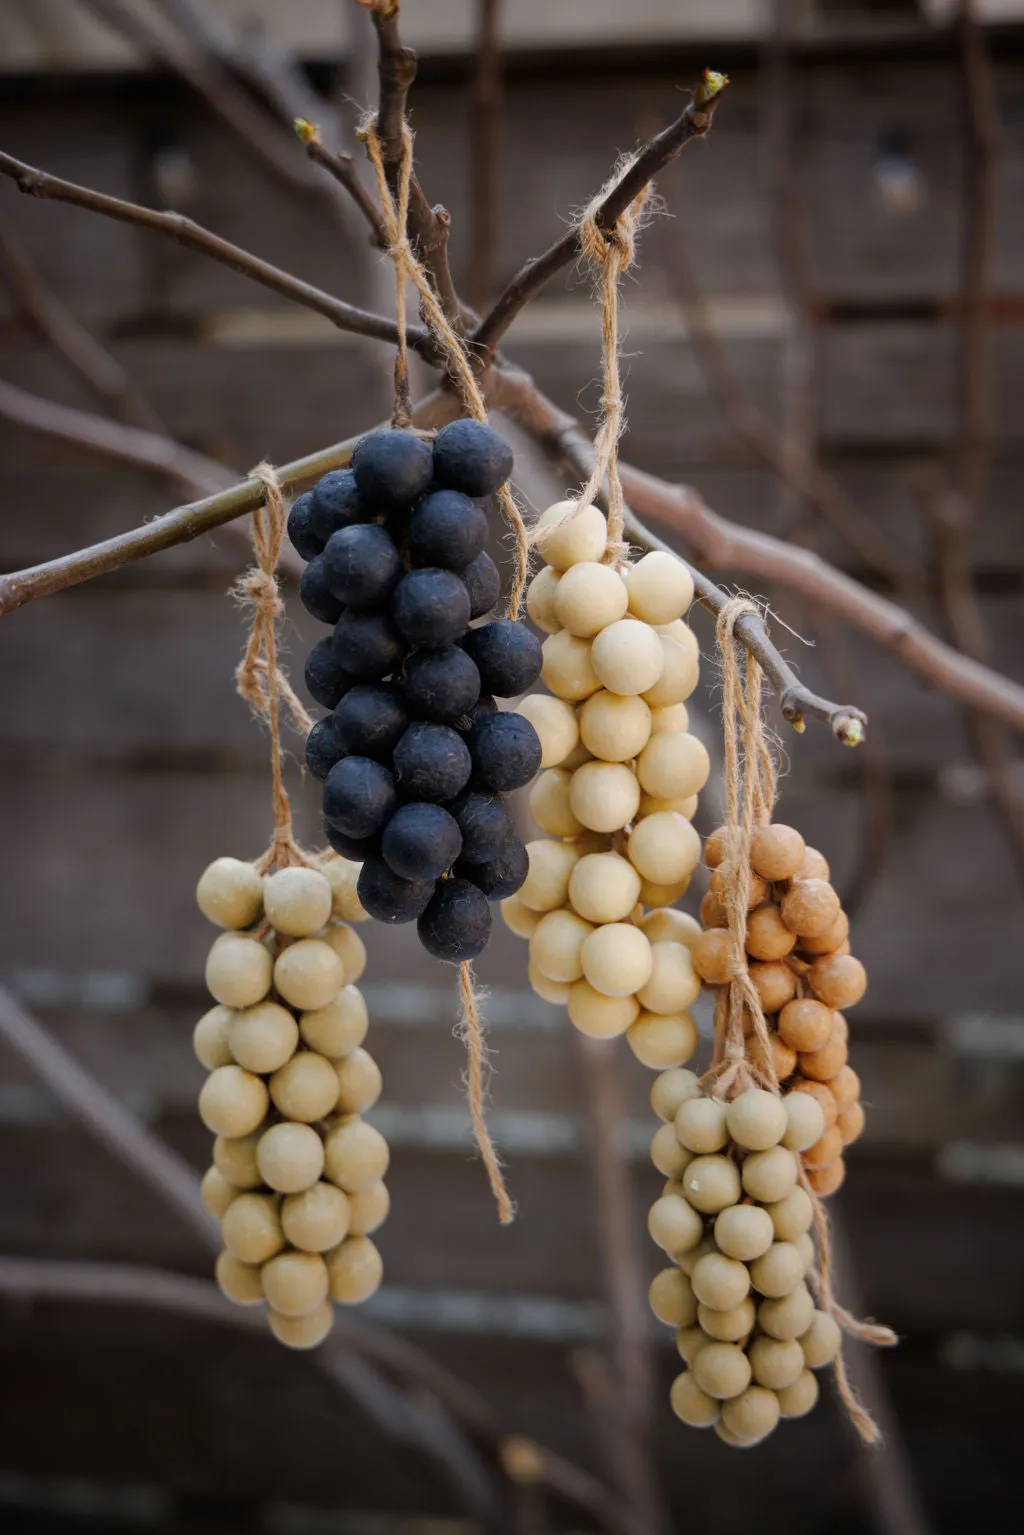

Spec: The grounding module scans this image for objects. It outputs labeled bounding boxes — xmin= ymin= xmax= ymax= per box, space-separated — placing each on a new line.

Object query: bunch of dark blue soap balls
xmin=288 ymin=420 xmax=543 ymax=964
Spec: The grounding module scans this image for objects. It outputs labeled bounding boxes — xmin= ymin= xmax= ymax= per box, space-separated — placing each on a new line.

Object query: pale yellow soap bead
xmin=781 ymin=1090 xmax=827 ymax=1153
xmin=578 ymin=690 xmax=652 ymax=762
xmin=800 ymin=1309 xmax=843 ymax=1369
xmin=196 ymin=857 xmax=263 ymax=930
xmin=641 ymin=909 xmax=701 ymax=947
xmin=721 ymin=1386 xmax=780 ymax=1442
xmin=528 ymin=962 xmax=572 ymax=1005
xmin=766 ymin=1186 xmax=815 ymax=1243
xmin=650 ymin=1122 xmax=693 ymax=1178
xmin=530 ymin=909 xmax=593 ymax=983
xmin=650 ymin=1067 xmax=702 ymax=1123
xmin=591 ymin=618 xmax=664 ymax=696
xmin=554 ymin=560 xmax=629 ymax=636
xmin=328 ymin=1235 xmax=384 ymax=1304
xmin=269 ymin=1051 xmax=340 ymax=1123
xmin=580 ymin=922 xmax=653 ymax=998
xmin=636 ymin=733 xmax=710 ymax=801
xmin=678 ymin=1236 xmax=717 ymax=1277
xmin=201 ymin=1166 xmax=237 ymax=1219
xmin=569 ymin=761 xmax=641 ymax=833
xmin=262 ymin=1250 xmax=330 ymax=1317
xmin=675 ymin=1325 xmax=708 ymax=1364
xmin=525 ymin=564 xmax=562 ymax=632
xmin=627 ymin=1010 xmax=698 ymax=1070
xmin=649 ymin=1266 xmax=697 ymax=1328
xmin=647 ymin=1193 xmax=704 ymax=1255
xmin=682 ymin=1153 xmax=741 ymax=1214
xmin=198 ymin=1064 xmax=269 ymax=1139
xmin=777 ymin=1369 xmax=819 ymax=1418
xmin=534 ymin=500 xmax=608 ymax=569
xmin=517 ymin=694 xmax=579 ymax=769
xmin=749 ymin=1336 xmax=805 ymax=1391
xmin=193 ymin=1005 xmax=235 ymax=1070
xmin=758 ymin=1283 xmax=815 ymax=1341
xmin=714 ymin=1203 xmax=775 ymax=1262
xmin=519 ymin=839 xmax=580 ymax=912
xmin=300 ymin=986 xmax=369 ymax=1058
xmin=567 ymin=981 xmax=638 ymax=1038
xmin=638 ymin=792 xmax=699 ymax=820
xmin=670 ymin=1371 xmax=720 ymax=1428
xmin=625 ymin=550 xmax=694 ymax=625
xmin=501 ymin=893 xmax=542 ymax=939
xmin=561 ymin=740 xmax=595 ymax=771
xmin=273 ymin=939 xmax=345 ymax=1012
xmin=699 ymin=1297 xmax=756 ymax=1343
xmin=741 ymin=1145 xmax=799 ymax=1204
xmin=529 ymin=768 xmax=583 ymax=838
xmin=650 ymin=702 xmax=690 ymax=735
xmin=541 ymin=630 xmax=601 ymax=702
xmin=263 ymin=867 xmax=333 ymax=938
xmin=347 ymin=1180 xmax=390 ymax=1236
xmin=675 ymin=1095 xmax=729 ymax=1154
xmin=324 ymin=1117 xmax=390 ymax=1192
xmin=690 ymin=1252 xmax=751 ymax=1312
xmin=323 ymin=923 xmax=367 ymax=984
xmin=568 ymin=852 xmax=641 ymax=924
xmin=322 ymin=856 xmax=369 ymax=924
xmin=282 ymin=1180 xmax=351 ymax=1252
xmin=641 ymin=636 xmax=700 ymax=709
xmin=726 ymin=1089 xmax=789 ymax=1153
xmin=257 ymin=1121 xmax=325 ymax=1194
xmin=638 ymin=875 xmax=691 ymax=908
xmin=268 ymin=1299 xmax=334 ymax=1350
xmin=636 ymin=941 xmax=701 ymax=1014
xmin=229 ymin=1001 xmax=299 ymax=1075
xmin=335 ymin=1047 xmax=383 ymax=1114
xmin=213 ymin=1132 xmax=262 ymax=1190
xmin=658 ymin=618 xmax=699 ymax=652
xmin=206 ymin=934 xmax=273 ymax=1009
xmin=627 ymin=811 xmax=701 ymax=885
xmin=221 ymin=1192 xmax=284 ymax=1265
xmin=692 ymin=1342 xmax=752 ymax=1400
xmin=215 ymin=1251 xmax=264 ymax=1306
xmin=794 ymin=1231 xmax=815 ymax=1274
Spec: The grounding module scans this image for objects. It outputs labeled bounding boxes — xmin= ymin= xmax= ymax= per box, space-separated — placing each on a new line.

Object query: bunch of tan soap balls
xmin=647 ymin=1076 xmax=843 ymax=1445
xmin=501 ymin=506 xmax=707 ymax=1064
xmin=195 ymin=853 xmax=389 ymax=1349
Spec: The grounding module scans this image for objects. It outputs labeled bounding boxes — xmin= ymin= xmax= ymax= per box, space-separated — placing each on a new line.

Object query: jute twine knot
xmin=704 ymin=596 xmax=896 ymax=1444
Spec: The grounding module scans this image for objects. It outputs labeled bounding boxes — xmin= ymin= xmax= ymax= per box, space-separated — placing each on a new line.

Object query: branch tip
xmin=293 ymin=117 xmax=320 ymax=147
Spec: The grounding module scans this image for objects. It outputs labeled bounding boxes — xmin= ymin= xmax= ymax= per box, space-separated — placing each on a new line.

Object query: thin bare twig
xmin=469 ymin=0 xmax=503 ymax=310
xmin=295 ymin=118 xmax=388 ymax=248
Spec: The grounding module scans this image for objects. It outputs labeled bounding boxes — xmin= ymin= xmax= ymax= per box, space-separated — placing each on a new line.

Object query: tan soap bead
xmin=764 ymin=1033 xmax=798 ymax=1083
xmin=758 ymin=1282 xmax=815 ymax=1341
xmin=201 ymin=1166 xmax=237 ymax=1219
xmin=221 ymin=1192 xmax=285 ymax=1265
xmin=322 ymin=856 xmax=370 ymax=924
xmin=798 ymin=1027 xmax=848 ymax=1083
xmin=791 ymin=1077 xmax=839 ymax=1131
xmin=520 ymin=839 xmax=580 ymax=911
xmin=639 ymin=876 xmax=692 ymax=908
xmin=568 ymin=981 xmax=639 ymax=1039
xmin=323 ymin=923 xmax=367 ymax=985
xmin=691 ymin=1252 xmax=751 ymax=1312
xmin=709 ymin=868 xmax=768 ymax=910
xmin=677 ymin=1236 xmax=717 ymax=1277
xmin=801 ymin=1309 xmax=843 ymax=1368
xmin=528 ymin=963 xmax=572 ymax=1005
xmin=829 ymin=1065 xmax=861 ymax=1112
xmin=228 ymin=1001 xmax=299 ymax=1074
xmin=690 ymin=928 xmax=733 ymax=985
xmin=798 ymin=847 xmax=830 ymax=881
xmin=749 ymin=825 xmax=806 ymax=882
xmin=777 ymin=1370 xmax=819 ymax=1419
xmin=714 ymin=1204 xmax=774 ymax=1263
xmin=650 ymin=1067 xmax=701 ymax=1123
xmin=838 ymin=1101 xmax=866 ymax=1146
xmin=675 ymin=1095 xmax=729 ymax=1153
xmin=682 ymin=1154 xmax=741 ymax=1214
xmin=213 ymin=1132 xmax=262 ymax=1190
xmin=627 ymin=812 xmax=701 ymax=885
xmin=636 ymin=941 xmax=700 ymax=1014
xmin=348 ymin=1181 xmax=390 ymax=1236
xmin=206 ymin=934 xmax=273 ymax=1009
xmin=698 ymin=1297 xmax=756 ymax=1343
xmin=651 ymin=702 xmax=690 ymax=735
xmin=804 ymin=1125 xmax=844 ymax=1171
xmin=263 ymin=868 xmax=333 ymax=938
xmin=328 ymin=1235 xmax=384 ymax=1304
xmin=625 ymin=550 xmax=694 ymax=625
xmin=324 ymin=1117 xmax=390 ymax=1193
xmin=578 ymin=690 xmax=651 ymax=763
xmin=199 ymin=1064 xmax=269 ymax=1139
xmin=553 ymin=560 xmax=629 ymax=636
xmin=636 ymin=733 xmax=709 ymax=802
xmin=780 ymin=879 xmax=841 ymax=939
xmin=335 ymin=1048 xmax=383 ymax=1115
xmin=647 ymin=1193 xmax=704 ymax=1255
xmin=590 ymin=618 xmax=664 ymax=696
xmin=273 ymin=940 xmax=344 ymax=1012
xmin=778 ymin=999 xmax=834 ymax=1054
xmin=530 ymin=909 xmax=593 ymax=983
xmin=722 ymin=1385 xmax=781 ymax=1441
xmin=692 ymin=1342 xmax=752 ymax=1400
xmin=745 ymin=906 xmax=797 ymax=963
xmin=714 ymin=1420 xmax=754 ymax=1448
xmin=742 ymin=1145 xmax=799 ymax=1203
xmin=525 ymin=564 xmax=562 ymax=632
xmin=649 ymin=1267 xmax=697 ymax=1328
xmin=807 ymin=1158 xmax=846 ymax=1196
xmin=517 ymin=695 xmax=580 ymax=768
xmin=257 ymin=1121 xmax=325 ymax=1194
xmin=541 ymin=630 xmax=601 ymax=701
xmin=215 ymin=1251 xmax=264 ymax=1307
xmin=748 ymin=961 xmax=797 ymax=1015
xmin=766 ymin=1186 xmax=814 ymax=1243
xmin=670 ymin=1371 xmax=720 ymax=1428
xmin=262 ymin=1250 xmax=330 ymax=1317
xmin=809 ymin=953 xmax=867 ymax=1010
xmin=196 ymin=857 xmax=263 ymax=930
xmin=194 ymin=1005 xmax=235 ymax=1070
xmin=300 ymin=986 xmax=369 ymax=1059
xmin=501 ymin=894 xmax=542 ymax=939
xmin=650 ymin=1123 xmax=692 ymax=1178
xmin=641 ymin=909 xmax=701 ymax=947
xmin=627 ymin=1010 xmax=698 ymax=1069
xmin=569 ymin=761 xmax=641 ymax=833
xmin=781 ymin=1090 xmax=827 ymax=1153
xmin=675 ymin=1324 xmax=707 ymax=1363
xmin=749 ymin=1242 xmax=805 ymax=1299
xmin=535 ymin=500 xmax=608 ymax=569
xmin=268 ymin=1299 xmax=334 ymax=1350
xmin=703 ymin=827 xmax=729 ymax=870
xmin=568 ymin=852 xmax=641 ymax=923
xmin=726 ymin=1089 xmax=788 ymax=1152
xmin=642 ymin=635 xmax=699 ymax=708
xmin=282 ymin=1181 xmax=351 ymax=1252
xmin=269 ymin=1052 xmax=339 ymax=1122
xmin=580 ymin=923 xmax=653 ymax=998
xmin=530 ymin=775 xmax=582 ymax=851
xmin=799 ymin=910 xmax=850 ymax=957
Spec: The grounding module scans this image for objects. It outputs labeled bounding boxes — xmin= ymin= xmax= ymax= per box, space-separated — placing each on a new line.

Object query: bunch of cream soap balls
xmin=501 ymin=503 xmax=708 ymax=1065
xmin=195 ymin=853 xmax=389 ymax=1349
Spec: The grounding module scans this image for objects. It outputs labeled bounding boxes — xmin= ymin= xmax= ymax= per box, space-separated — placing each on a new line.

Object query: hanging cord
xmin=233 ymin=462 xmax=314 ymax=874
xmin=458 ymin=963 xmax=514 ymax=1225
xmin=704 ymin=596 xmax=895 ymax=1443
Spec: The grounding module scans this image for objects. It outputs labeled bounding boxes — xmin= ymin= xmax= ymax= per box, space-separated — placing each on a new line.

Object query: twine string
xmin=458 ymin=963 xmax=514 ymax=1225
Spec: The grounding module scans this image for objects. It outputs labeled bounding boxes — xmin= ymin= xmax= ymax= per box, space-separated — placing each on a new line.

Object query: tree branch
xmin=469 ymin=0 xmax=503 ymax=310
xmin=295 ymin=118 xmax=388 ymax=249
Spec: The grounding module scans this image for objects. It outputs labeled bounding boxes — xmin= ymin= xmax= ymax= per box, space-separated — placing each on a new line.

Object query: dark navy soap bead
xmin=468 ymin=712 xmax=542 ymax=792
xmin=286 ymin=491 xmax=324 ymax=562
xmin=323 ymin=756 xmax=398 ymax=839
xmin=393 ymin=722 xmax=472 ymax=804
xmin=466 ymin=694 xmax=498 ymax=726
xmin=401 ymin=645 xmax=481 ymax=724
xmin=456 ymin=836 xmax=529 ymax=900
xmin=417 ymin=877 xmax=492 ymax=962
xmin=460 ymin=620 xmax=543 ymax=698
xmin=351 ymin=428 xmax=434 ymax=511
xmin=357 ymin=858 xmax=435 ymax=925
xmin=304 ymin=637 xmax=353 ymax=710
xmin=382 ymin=802 xmax=463 ymax=883
xmin=330 ymin=683 xmax=408 ymax=762
xmin=304 ymin=718 xmax=343 ymax=782
xmin=391 ymin=568 xmax=471 ymax=649
xmin=332 ymin=609 xmax=407 ymax=680
xmin=299 ymin=556 xmax=346 ymax=625
xmin=462 ymin=551 xmax=501 ymax=619
xmin=408 ymin=490 xmax=488 ymax=572
xmin=432 ymin=419 xmax=514 ymax=498
xmin=309 ymin=468 xmax=367 ymax=542
xmin=322 ymin=523 xmax=402 ymax=607
xmin=449 ymin=790 xmax=513 ymax=864
xmin=323 ymin=821 xmax=381 ymax=862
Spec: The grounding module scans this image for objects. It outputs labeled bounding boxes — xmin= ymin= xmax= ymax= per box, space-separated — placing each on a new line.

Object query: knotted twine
xmin=706 ymin=598 xmax=896 ymax=1444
